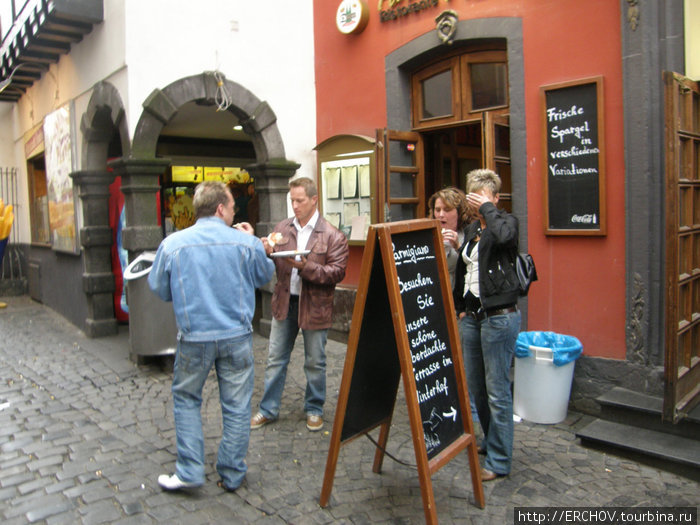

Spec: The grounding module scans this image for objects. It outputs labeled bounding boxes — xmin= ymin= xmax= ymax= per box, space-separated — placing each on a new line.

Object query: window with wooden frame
xmin=412 ymin=49 xmax=508 ymax=129
xmin=27 ymin=155 xmax=50 ymax=245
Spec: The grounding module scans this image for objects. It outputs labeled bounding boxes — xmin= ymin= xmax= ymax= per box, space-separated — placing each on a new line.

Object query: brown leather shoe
xmin=250 ymin=412 xmax=272 ymax=430
xmin=306 ymin=414 xmax=323 ymax=432
xmin=480 ymin=468 xmax=502 ymax=481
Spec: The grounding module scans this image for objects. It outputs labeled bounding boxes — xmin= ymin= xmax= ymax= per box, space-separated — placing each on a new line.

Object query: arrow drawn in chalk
xmin=443 ymin=407 xmax=457 ymax=421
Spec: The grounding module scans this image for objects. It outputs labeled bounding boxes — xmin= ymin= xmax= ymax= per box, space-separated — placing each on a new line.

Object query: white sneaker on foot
xmin=157 ymin=474 xmax=200 ymax=491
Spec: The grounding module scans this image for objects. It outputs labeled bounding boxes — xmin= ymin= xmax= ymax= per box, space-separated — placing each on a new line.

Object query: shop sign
xmin=336 ymin=0 xmax=369 ymax=34
xmin=378 ymin=0 xmax=444 ymax=23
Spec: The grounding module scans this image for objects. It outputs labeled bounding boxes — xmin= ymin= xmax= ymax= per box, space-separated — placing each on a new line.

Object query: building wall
xmin=313 ymin=1 xmax=626 ymax=361
xmin=1 ymin=0 xmax=317 ymax=332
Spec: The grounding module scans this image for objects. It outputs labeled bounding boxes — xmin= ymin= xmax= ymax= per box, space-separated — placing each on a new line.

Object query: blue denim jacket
xmin=148 ymin=216 xmax=275 ymax=342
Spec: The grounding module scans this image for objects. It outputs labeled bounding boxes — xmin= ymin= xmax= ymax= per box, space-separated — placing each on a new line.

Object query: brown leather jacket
xmin=270 ymin=215 xmax=349 ymax=330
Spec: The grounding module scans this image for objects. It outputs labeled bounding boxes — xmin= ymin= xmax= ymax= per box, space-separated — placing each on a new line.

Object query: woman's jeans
xmin=459 ymin=309 xmax=521 ymax=475
xmin=259 ymin=299 xmax=327 ymax=418
xmin=172 ymin=333 xmax=254 ymax=489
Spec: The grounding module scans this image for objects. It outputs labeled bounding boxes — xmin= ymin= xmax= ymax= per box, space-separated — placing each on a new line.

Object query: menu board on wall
xmin=541 ymin=77 xmax=606 ymax=235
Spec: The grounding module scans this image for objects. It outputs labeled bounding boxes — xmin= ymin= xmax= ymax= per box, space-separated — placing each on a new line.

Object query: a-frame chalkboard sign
xmin=320 ymin=219 xmax=484 ymax=524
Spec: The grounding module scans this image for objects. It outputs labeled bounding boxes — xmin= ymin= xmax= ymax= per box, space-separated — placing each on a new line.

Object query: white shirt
xmin=462 ymin=240 xmax=480 ymax=299
xmin=290 ymin=209 xmax=319 ymax=296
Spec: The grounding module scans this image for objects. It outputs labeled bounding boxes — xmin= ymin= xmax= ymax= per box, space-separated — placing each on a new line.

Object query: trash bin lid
xmin=123 ymin=251 xmax=157 ymax=281
xmin=515 ymin=331 xmax=583 ymax=366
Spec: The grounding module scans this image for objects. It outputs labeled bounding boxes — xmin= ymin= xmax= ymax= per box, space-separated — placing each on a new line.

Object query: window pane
xmin=470 ymin=63 xmax=507 ymax=110
xmin=495 ymin=123 xmax=510 ymax=158
xmin=421 ymin=69 xmax=453 ymax=119
xmin=29 ymin=158 xmax=50 ymax=244
xmin=389 ymin=171 xmax=415 ymax=198
xmin=389 ymin=203 xmax=416 ymax=222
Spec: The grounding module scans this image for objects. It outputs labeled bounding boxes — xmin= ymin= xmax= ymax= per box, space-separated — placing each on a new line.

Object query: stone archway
xmin=117 ymin=72 xmax=299 ymax=338
xmin=70 ymin=81 xmax=130 ymax=337
xmin=121 ymin=72 xmax=299 ymax=259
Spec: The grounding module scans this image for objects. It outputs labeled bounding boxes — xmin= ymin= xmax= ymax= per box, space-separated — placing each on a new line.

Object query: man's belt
xmin=463 ymin=305 xmax=517 ymax=321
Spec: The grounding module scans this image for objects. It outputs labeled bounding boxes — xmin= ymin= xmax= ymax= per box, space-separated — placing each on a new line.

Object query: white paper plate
xmin=270 ymin=250 xmax=311 ymax=258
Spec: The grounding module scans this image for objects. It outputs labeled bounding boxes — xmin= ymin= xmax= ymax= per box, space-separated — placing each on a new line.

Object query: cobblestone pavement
xmin=0 ymin=295 xmax=697 ymax=524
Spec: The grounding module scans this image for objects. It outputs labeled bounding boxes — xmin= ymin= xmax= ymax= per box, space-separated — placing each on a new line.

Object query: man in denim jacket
xmin=149 ymin=181 xmax=274 ymax=492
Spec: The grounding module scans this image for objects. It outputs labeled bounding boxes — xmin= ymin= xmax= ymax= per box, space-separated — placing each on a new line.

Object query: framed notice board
xmin=320 ymin=219 xmax=484 ymax=524
xmin=541 ymin=77 xmax=606 ymax=235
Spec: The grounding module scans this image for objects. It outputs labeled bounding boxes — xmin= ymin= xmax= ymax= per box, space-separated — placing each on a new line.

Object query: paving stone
xmin=25 ymin=499 xmax=75 ymax=522
xmin=0 ymin=296 xmax=698 ymax=524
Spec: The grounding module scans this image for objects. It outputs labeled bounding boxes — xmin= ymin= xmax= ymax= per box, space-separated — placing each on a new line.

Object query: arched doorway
xmin=117 ymin=72 xmax=299 ymax=339
xmin=71 ymin=81 xmax=130 ymax=337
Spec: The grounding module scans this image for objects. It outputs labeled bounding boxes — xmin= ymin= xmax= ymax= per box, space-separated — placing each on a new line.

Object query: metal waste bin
xmin=123 ymin=252 xmax=177 ymax=357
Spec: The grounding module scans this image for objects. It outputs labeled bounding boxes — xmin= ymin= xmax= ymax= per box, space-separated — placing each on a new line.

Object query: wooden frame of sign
xmin=541 ymin=76 xmax=607 ymax=235
xmin=319 ymin=219 xmax=484 ymax=524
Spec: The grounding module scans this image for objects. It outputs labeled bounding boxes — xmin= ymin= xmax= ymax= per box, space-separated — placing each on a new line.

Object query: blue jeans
xmin=258 ymin=299 xmax=328 ymax=418
xmin=459 ymin=309 xmax=521 ymax=475
xmin=172 ymin=333 xmax=254 ymax=489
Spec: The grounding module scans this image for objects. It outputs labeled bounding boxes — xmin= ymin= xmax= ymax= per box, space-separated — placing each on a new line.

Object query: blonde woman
xmin=453 ymin=169 xmax=520 ymax=482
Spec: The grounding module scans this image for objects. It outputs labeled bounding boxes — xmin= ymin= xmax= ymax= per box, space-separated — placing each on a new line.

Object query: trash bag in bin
xmin=514 ymin=331 xmax=583 ymax=424
xmin=515 ymin=331 xmax=582 ymax=366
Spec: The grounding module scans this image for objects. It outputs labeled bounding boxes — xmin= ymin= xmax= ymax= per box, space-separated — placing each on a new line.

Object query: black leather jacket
xmin=453 ymin=202 xmax=519 ymax=312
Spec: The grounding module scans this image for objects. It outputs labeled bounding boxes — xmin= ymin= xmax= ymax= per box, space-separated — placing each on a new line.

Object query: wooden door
xmin=483 ymin=112 xmax=512 ymax=212
xmin=376 ymin=129 xmax=424 ymax=222
xmin=663 ymin=71 xmax=700 ymax=422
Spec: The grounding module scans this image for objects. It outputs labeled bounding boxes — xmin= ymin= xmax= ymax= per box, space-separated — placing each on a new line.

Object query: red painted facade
xmin=314 ymin=0 xmax=626 ymax=360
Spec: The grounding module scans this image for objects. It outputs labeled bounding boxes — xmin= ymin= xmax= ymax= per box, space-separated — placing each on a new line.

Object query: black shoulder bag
xmin=516 ymin=253 xmax=538 ymax=296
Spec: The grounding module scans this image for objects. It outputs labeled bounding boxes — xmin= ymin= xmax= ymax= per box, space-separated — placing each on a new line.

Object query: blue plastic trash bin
xmin=514 ymin=331 xmax=583 ymax=424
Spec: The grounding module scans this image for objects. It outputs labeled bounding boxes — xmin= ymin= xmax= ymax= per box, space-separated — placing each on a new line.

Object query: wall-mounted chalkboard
xmin=320 ymin=219 xmax=484 ymax=525
xmin=541 ymin=77 xmax=606 ymax=235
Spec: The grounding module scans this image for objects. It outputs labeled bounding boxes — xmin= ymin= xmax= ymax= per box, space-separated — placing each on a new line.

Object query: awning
xmin=0 ymin=0 xmax=103 ymax=102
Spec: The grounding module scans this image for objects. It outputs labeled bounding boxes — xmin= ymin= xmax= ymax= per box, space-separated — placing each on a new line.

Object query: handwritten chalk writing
xmin=406 ymin=315 xmax=429 ymax=333
xmin=549 ymin=163 xmax=598 ymax=176
xmin=398 ymin=273 xmax=434 ymax=294
xmin=417 ymin=376 xmax=449 ymax=403
xmin=442 ymin=355 xmax=452 ymax=366
xmin=411 ymin=339 xmax=447 ymax=364
xmin=546 ymin=105 xmax=584 ymax=122
xmin=393 ymin=243 xmax=432 ymax=264
xmin=550 ymin=121 xmax=590 ymax=143
xmin=571 ymin=214 xmax=597 ymax=224
xmin=423 ymin=431 xmax=440 ymax=451
xmin=549 ymin=145 xmax=600 ymax=159
xmin=416 ymin=293 xmax=434 ymax=310
xmin=411 ymin=329 xmax=437 ymax=348
xmin=414 ymin=360 xmax=441 ymax=383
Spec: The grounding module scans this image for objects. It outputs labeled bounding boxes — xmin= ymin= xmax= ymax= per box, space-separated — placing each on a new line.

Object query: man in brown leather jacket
xmin=251 ymin=176 xmax=349 ymax=432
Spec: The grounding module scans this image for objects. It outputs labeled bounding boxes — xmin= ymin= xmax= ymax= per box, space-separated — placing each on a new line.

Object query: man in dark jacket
xmin=453 ymin=169 xmax=521 ymax=482
xmin=251 ymin=176 xmax=349 ymax=432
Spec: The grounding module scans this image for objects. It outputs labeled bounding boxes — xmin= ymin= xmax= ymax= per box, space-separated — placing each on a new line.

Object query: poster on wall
xmin=44 ymin=104 xmax=78 ymax=253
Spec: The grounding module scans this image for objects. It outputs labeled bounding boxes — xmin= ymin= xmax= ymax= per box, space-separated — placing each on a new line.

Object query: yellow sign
xmin=172 ymin=166 xmax=203 ymax=182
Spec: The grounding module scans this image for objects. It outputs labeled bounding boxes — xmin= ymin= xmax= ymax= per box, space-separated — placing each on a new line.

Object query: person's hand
xmin=288 ymin=256 xmax=307 ymax=270
xmin=261 ymin=236 xmax=274 ymax=255
xmin=466 ymin=192 xmax=490 ymax=211
xmin=234 ymin=222 xmax=254 ymax=235
xmin=441 ymin=228 xmax=459 ymax=249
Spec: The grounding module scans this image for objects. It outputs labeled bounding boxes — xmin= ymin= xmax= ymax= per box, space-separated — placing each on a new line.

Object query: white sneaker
xmin=157 ymin=474 xmax=201 ymax=491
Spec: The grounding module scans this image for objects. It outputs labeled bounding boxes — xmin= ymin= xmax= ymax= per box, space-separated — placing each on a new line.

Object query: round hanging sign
xmin=336 ymin=0 xmax=369 ymax=35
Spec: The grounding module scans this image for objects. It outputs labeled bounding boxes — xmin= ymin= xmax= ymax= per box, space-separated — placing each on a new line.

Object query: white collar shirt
xmin=290 ymin=210 xmax=319 ymax=296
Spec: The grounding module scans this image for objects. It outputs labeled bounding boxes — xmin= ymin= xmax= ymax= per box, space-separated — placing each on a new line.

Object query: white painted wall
xmin=0 ymin=0 xmax=317 ymax=243
xmin=123 ymin=0 xmax=317 ymax=178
